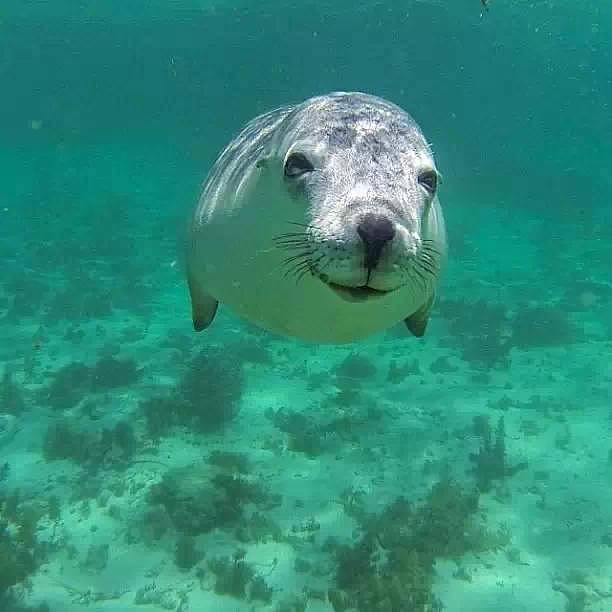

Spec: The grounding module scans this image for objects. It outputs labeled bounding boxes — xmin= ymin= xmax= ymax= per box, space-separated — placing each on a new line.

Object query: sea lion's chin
xmin=323 ymin=280 xmax=396 ymax=303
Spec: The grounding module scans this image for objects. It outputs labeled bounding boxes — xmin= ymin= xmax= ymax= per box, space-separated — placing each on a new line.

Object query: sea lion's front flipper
xmin=404 ymin=292 xmax=435 ymax=338
xmin=187 ymin=275 xmax=218 ymax=332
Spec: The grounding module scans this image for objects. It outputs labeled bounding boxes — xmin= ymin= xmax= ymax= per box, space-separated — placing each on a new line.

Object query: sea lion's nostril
xmin=357 ymin=213 xmax=395 ymax=270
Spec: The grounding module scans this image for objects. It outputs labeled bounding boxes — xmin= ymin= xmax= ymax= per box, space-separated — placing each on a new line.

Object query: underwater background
xmin=1 ymin=1 xmax=611 ymax=610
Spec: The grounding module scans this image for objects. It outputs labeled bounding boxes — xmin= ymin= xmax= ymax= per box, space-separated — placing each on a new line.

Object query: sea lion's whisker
xmin=274 ymin=232 xmax=310 ymax=240
xmin=281 ymin=251 xmax=317 ymax=280
xmin=286 ymin=261 xmax=310 ymax=276
xmin=281 ymin=256 xmax=311 ymax=274
xmin=418 ymin=259 xmax=437 ymax=273
xmin=282 ymin=251 xmax=315 ymax=266
xmin=273 ymin=231 xmax=312 ymax=252
xmin=282 ymin=263 xmax=309 ymax=281
xmin=300 ymin=255 xmax=326 ymax=281
xmin=285 ymin=254 xmax=323 ymax=284
xmin=311 ymin=254 xmax=334 ymax=275
xmin=290 ymin=253 xmax=325 ymax=279
xmin=285 ymin=221 xmax=322 ymax=231
xmin=280 ymin=246 xmax=314 ymax=258
xmin=421 ymin=242 xmax=441 ymax=256
xmin=409 ymin=263 xmax=428 ymax=286
xmin=274 ymin=239 xmax=311 ymax=249
xmin=419 ymin=249 xmax=437 ymax=261
xmin=415 ymin=257 xmax=438 ymax=275
xmin=295 ymin=265 xmax=314 ymax=283
xmin=283 ymin=221 xmax=328 ymax=242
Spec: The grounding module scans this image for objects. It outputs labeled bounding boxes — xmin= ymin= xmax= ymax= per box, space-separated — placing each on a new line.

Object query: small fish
xmin=480 ymin=0 xmax=490 ymax=16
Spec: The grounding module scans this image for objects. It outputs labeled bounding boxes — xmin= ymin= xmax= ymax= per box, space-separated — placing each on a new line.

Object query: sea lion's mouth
xmin=325 ymin=281 xmax=392 ymax=303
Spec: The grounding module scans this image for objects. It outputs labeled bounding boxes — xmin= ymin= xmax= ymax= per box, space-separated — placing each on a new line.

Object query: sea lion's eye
xmin=284 ymin=152 xmax=314 ymax=178
xmin=418 ymin=169 xmax=438 ymax=195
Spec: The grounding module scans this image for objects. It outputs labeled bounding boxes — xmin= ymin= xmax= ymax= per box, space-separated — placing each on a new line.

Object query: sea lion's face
xmin=275 ymin=93 xmax=441 ymax=303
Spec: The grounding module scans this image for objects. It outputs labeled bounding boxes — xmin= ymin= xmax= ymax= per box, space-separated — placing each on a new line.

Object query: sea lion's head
xmin=273 ymin=92 xmax=443 ymax=303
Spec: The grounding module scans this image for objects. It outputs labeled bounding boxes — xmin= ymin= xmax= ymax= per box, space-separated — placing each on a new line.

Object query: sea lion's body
xmin=187 ymin=92 xmax=446 ymax=343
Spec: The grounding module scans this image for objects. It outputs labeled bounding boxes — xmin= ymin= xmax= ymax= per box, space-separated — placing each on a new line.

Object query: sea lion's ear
xmin=187 ymin=275 xmax=218 ymax=332
xmin=404 ymin=292 xmax=435 ymax=338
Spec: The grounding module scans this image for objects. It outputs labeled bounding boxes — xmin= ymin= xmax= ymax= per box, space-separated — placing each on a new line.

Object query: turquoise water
xmin=1 ymin=2 xmax=611 ymax=610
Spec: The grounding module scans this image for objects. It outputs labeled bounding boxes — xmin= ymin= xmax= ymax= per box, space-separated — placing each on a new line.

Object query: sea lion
xmin=186 ymin=91 xmax=446 ymax=343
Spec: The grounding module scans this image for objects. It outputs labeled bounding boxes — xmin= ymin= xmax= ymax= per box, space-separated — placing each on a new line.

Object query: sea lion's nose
xmin=357 ymin=213 xmax=395 ymax=270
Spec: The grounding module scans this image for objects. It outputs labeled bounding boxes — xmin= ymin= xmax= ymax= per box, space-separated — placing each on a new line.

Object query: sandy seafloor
xmin=1 ymin=137 xmax=611 ymax=612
